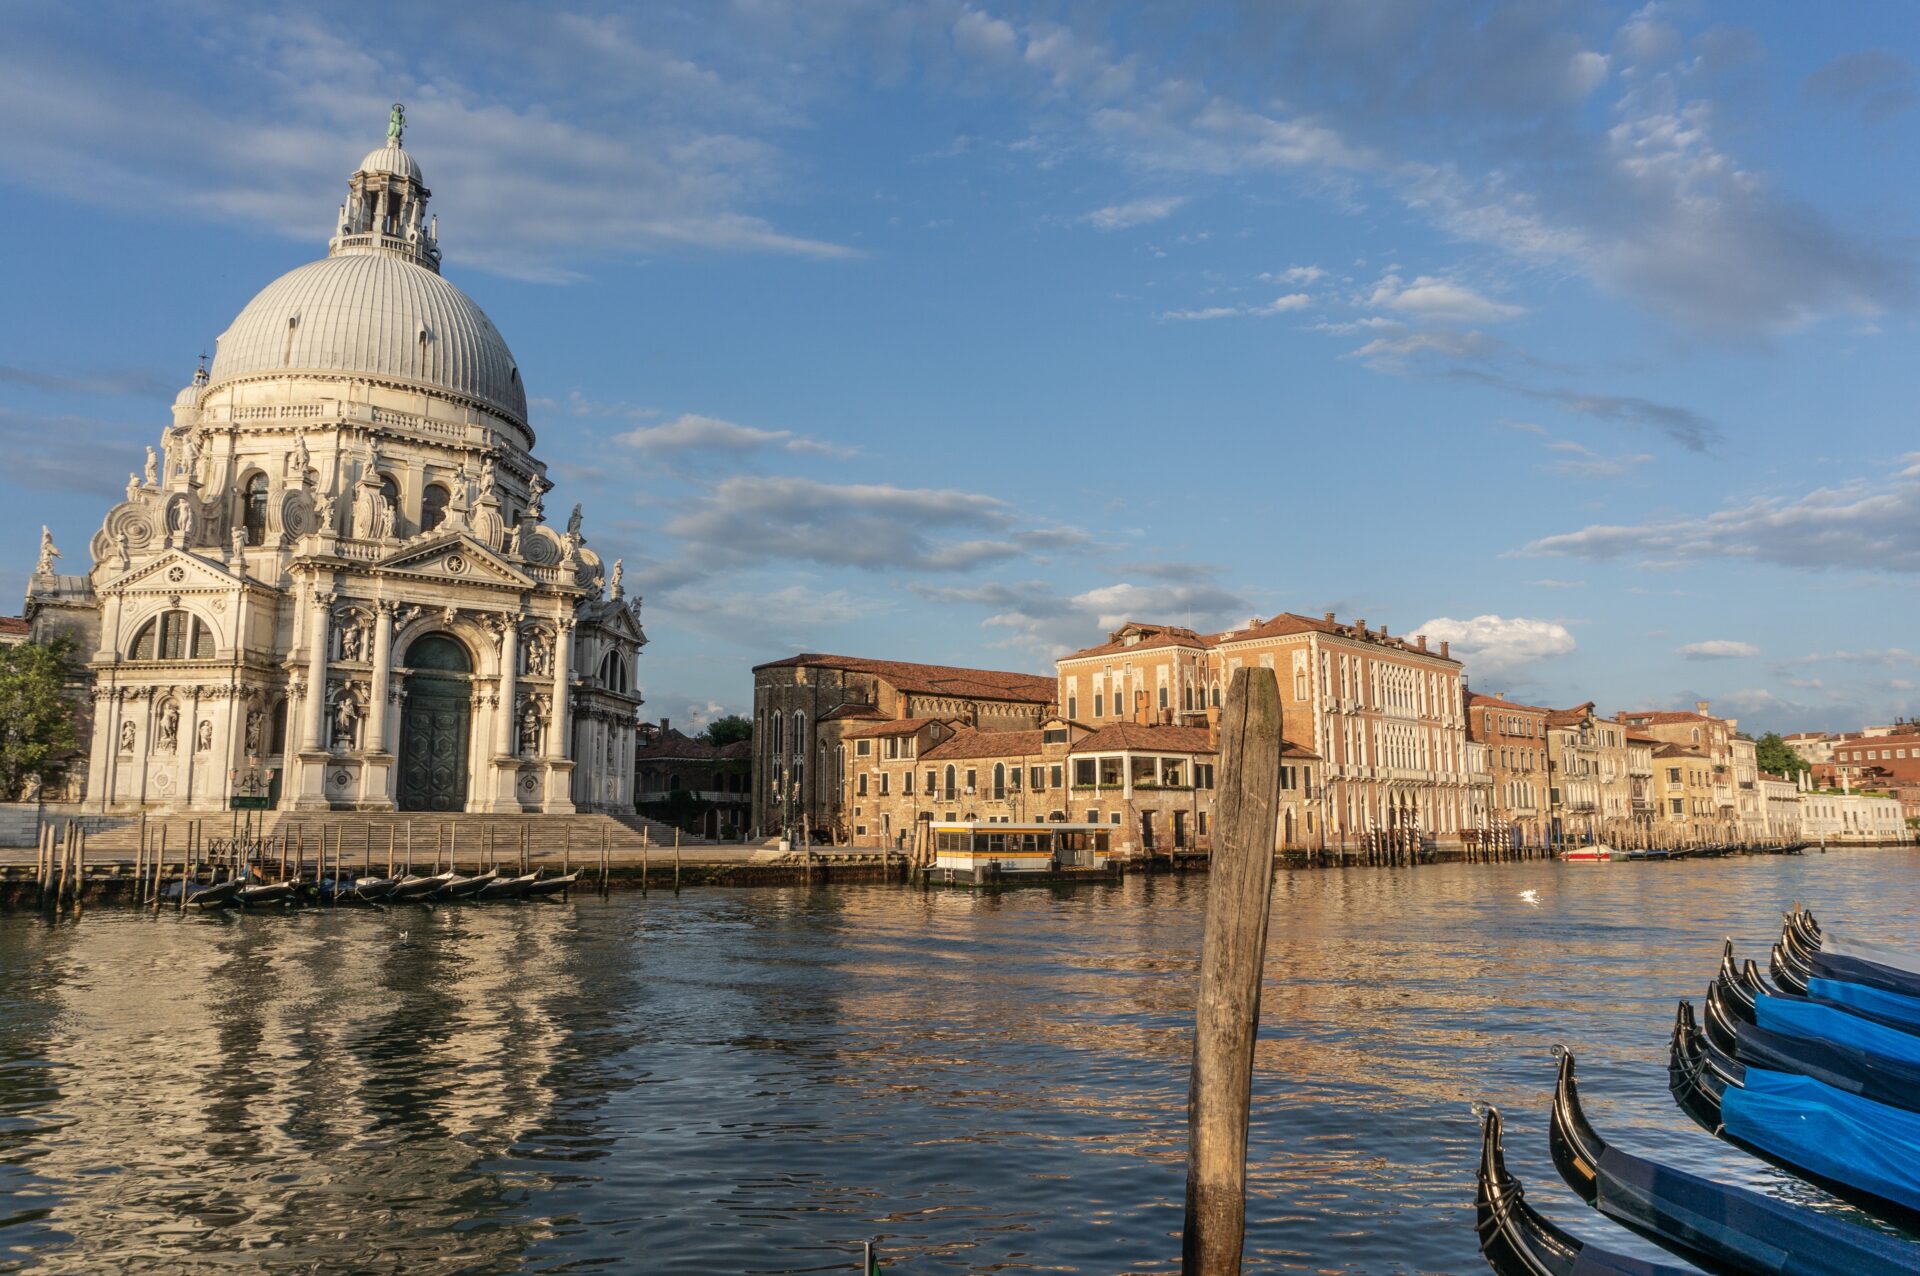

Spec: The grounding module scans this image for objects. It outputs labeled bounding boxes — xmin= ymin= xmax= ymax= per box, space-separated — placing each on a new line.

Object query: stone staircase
xmin=81 ymin=809 xmax=722 ymax=861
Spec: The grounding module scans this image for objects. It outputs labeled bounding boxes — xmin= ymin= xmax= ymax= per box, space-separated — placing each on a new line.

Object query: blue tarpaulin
xmin=1808 ymin=976 xmax=1920 ymax=1035
xmin=1755 ymin=992 xmax=1920 ymax=1068
xmin=1721 ymin=1065 xmax=1920 ymax=1217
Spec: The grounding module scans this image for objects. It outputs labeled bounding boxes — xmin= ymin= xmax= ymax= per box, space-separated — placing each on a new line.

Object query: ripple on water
xmin=0 ymin=849 xmax=1914 ymax=1272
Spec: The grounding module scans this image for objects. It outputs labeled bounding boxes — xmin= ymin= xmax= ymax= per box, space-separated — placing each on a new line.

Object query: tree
xmin=702 ymin=715 xmax=752 ymax=747
xmin=0 ymin=638 xmax=83 ymax=800
xmin=1754 ymin=731 xmax=1809 ymax=779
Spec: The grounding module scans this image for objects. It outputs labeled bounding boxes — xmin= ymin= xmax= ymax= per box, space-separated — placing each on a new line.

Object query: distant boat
xmin=1560 ymin=844 xmax=1613 ymax=862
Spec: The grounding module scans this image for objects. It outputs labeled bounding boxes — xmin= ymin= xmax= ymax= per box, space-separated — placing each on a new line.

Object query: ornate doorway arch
xmin=398 ymin=633 xmax=473 ymax=812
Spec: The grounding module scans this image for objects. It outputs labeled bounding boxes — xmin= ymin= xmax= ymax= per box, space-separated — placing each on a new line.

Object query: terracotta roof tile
xmin=1062 ymin=622 xmax=1217 ymax=661
xmin=841 ymin=717 xmax=948 ymax=740
xmin=921 ymin=729 xmax=1048 ymax=761
xmin=1465 ymin=691 xmax=1551 ymax=714
xmin=756 ymin=653 xmax=1054 ymax=703
xmin=0 ymin=616 xmax=28 ymax=636
xmin=1216 ymin=612 xmax=1461 ymax=663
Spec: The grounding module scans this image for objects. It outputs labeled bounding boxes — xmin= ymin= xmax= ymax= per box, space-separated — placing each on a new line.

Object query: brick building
xmin=1618 ymin=703 xmax=1741 ymax=836
xmin=750 ymin=654 xmax=1055 ymax=840
xmin=1465 ymin=691 xmax=1550 ymax=845
xmin=1832 ymin=731 xmax=1920 ymax=788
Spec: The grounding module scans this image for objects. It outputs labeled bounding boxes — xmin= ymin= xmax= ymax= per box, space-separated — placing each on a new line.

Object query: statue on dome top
xmin=35 ymin=526 xmax=59 ymax=576
xmin=388 ymin=103 xmax=406 ymax=144
xmin=144 ymin=447 xmax=159 ymax=487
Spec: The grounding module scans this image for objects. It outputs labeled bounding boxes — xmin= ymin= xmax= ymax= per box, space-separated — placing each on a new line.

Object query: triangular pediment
xmin=373 ymin=533 xmax=537 ymax=588
xmin=109 ymin=548 xmax=243 ymax=593
xmin=584 ymin=595 xmax=646 ymax=642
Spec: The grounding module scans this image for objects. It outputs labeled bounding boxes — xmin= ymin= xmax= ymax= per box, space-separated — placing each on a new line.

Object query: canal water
xmin=1 ymin=850 xmax=1914 ymax=1274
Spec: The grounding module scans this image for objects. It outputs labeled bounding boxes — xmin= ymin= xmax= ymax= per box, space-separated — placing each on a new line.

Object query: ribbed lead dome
xmin=357 ymin=141 xmax=422 ymax=181
xmin=207 ymin=248 xmax=527 ymax=425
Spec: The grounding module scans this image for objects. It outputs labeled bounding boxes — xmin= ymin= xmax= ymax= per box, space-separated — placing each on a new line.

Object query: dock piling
xmin=1181 ymin=667 xmax=1283 ymax=1276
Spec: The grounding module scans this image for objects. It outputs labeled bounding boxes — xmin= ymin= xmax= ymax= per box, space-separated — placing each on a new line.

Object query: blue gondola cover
xmin=1808 ymin=977 xmax=1920 ymax=1035
xmin=1721 ymin=1066 xmax=1920 ymax=1216
xmin=1810 ymin=951 xmax=1920 ymax=1001
xmin=1756 ymin=993 xmax=1920 ymax=1068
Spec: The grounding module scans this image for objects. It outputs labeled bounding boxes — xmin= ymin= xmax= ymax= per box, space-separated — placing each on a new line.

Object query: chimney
xmin=1377 ymin=623 xmax=1387 ymax=638
xmin=1416 ymin=634 xmax=1427 ymax=651
xmin=1695 ymin=700 xmax=1710 ymax=716
xmin=1323 ymin=611 xmax=1336 ymax=625
xmin=1440 ymin=641 xmax=1450 ymax=659
xmin=661 ymin=717 xmax=671 ymax=733
xmin=1355 ymin=618 xmax=1366 ymax=635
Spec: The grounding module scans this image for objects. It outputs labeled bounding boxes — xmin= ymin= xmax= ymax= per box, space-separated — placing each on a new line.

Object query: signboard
xmin=230 ymin=795 xmax=271 ymax=810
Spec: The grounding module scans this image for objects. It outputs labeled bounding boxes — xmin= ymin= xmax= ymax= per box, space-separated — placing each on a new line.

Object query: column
xmin=302 ymin=589 xmax=334 ymax=750
xmin=495 ymin=621 xmax=518 ymax=757
xmin=551 ymin=618 xmax=574 ymax=757
xmin=542 ymin=615 xmax=577 ymax=813
xmin=368 ymin=603 xmax=395 ymax=752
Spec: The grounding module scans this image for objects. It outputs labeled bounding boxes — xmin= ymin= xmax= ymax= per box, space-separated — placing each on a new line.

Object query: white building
xmin=25 ymin=114 xmax=645 ymax=815
xmin=1799 ymin=783 xmax=1904 ymax=845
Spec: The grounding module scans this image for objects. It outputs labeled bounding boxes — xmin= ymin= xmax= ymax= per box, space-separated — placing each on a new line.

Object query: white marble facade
xmin=27 ymin=117 xmax=646 ymax=814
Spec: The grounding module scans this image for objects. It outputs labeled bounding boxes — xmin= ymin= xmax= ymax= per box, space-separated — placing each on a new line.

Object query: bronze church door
xmin=397 ymin=635 xmax=473 ymax=812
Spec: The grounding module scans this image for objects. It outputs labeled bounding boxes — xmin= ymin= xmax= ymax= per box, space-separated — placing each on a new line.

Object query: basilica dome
xmin=207 ymin=253 xmax=527 ymax=425
xmin=204 ymin=132 xmax=528 ymax=427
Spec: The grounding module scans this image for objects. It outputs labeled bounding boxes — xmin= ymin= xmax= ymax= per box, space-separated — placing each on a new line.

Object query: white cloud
xmin=1524 ymin=453 xmax=1920 ymax=572
xmin=617 ymin=413 xmax=851 ymax=458
xmin=1261 ymin=264 xmax=1325 ymax=285
xmin=1083 ymin=194 xmax=1186 ymax=230
xmin=1678 ymin=639 xmax=1760 ymax=660
xmin=1416 ymin=614 xmax=1577 ymax=677
xmin=1161 ymin=293 xmax=1310 ymax=321
xmin=1348 ymin=329 xmax=1501 ymax=363
xmin=1544 ymin=440 xmax=1654 ymax=479
xmin=915 ymin=575 xmax=1249 ymax=659
xmin=1368 ymin=274 xmax=1526 ymax=323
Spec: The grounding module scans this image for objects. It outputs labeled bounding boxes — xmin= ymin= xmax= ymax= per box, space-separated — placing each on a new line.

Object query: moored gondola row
xmin=1478 ymin=903 xmax=1920 ymax=1275
xmin=162 ymin=864 xmax=582 ymax=910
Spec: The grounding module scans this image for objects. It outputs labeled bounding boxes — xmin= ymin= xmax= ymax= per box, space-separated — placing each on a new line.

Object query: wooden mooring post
xmin=1182 ymin=667 xmax=1284 ymax=1276
xmin=673 ymin=828 xmax=681 ymax=894
xmin=599 ymin=828 xmax=608 ymax=896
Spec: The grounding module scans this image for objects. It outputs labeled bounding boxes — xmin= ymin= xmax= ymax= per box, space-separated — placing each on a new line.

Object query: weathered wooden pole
xmin=1182 ymin=667 xmax=1284 ymax=1276
xmin=388 ymin=826 xmax=396 ymax=878
xmin=599 ymin=828 xmax=608 ymax=896
xmin=674 ymin=827 xmax=681 ymax=894
xmin=641 ymin=836 xmax=649 ymax=895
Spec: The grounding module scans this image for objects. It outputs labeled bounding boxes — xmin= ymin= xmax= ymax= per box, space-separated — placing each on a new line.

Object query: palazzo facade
xmin=25 ymin=117 xmax=645 ymax=814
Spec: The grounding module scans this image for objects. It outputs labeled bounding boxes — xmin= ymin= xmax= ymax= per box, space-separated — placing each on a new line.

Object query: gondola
xmin=440 ymin=867 xmax=499 ymax=900
xmin=1780 ymin=919 xmax=1920 ymax=1004
xmin=235 ymin=879 xmax=298 ymax=908
xmin=1668 ymin=1004 xmax=1920 ymax=1231
xmin=476 ymin=871 xmax=538 ymax=901
xmin=1684 ymin=998 xmax=1920 ymax=1117
xmin=1771 ymin=940 xmax=1811 ymax=996
xmin=1550 ymin=1046 xmax=1920 ymax=1273
xmin=1822 ymin=931 xmax=1920 ymax=979
xmin=161 ymin=876 xmax=246 ymax=909
xmin=521 ymin=870 xmax=581 ymax=898
xmin=1475 ymin=1105 xmax=1692 ymax=1276
xmin=388 ymin=869 xmax=456 ymax=902
xmin=349 ymin=875 xmax=401 ymax=903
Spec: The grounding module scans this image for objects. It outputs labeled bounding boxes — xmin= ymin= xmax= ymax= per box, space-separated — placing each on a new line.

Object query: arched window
xmin=993 ymin=763 xmax=1006 ymax=800
xmin=792 ymin=711 xmax=806 ymax=759
xmin=242 ymin=473 xmax=270 ymax=546
xmin=129 ymin=610 xmax=213 ymax=661
xmin=944 ymin=765 xmax=957 ymax=801
xmin=420 ymin=483 xmax=450 ymax=533
xmin=598 ymin=649 xmax=628 ymax=693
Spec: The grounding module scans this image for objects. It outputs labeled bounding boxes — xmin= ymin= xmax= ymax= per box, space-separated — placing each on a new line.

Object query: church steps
xmin=79 ymin=811 xmax=711 ymax=859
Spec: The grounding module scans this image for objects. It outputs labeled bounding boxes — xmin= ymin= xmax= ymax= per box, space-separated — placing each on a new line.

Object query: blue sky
xmin=2 ymin=1 xmax=1917 ymax=733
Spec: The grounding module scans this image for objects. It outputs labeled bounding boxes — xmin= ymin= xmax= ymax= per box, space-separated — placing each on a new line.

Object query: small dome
xmin=207 ymin=253 xmax=527 ymax=425
xmin=357 ymin=141 xmax=423 ymax=182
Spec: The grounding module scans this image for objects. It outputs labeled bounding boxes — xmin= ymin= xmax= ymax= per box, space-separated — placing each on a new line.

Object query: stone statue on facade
xmin=167 ymin=496 xmax=195 ymax=546
xmin=314 ymin=489 xmax=336 ymax=535
xmin=388 ymin=103 xmax=405 ymax=143
xmin=609 ymin=559 xmax=624 ymax=599
xmin=195 ymin=719 xmax=212 ymax=753
xmin=506 ymin=522 xmax=523 ymax=557
xmin=479 ymin=453 xmax=495 ymax=497
xmin=566 ymin=503 xmax=583 ymax=539
xmin=230 ymin=526 xmax=247 ymax=569
xmin=527 ymin=474 xmax=549 ymax=520
xmin=115 ymin=532 xmax=131 ymax=572
xmin=174 ymin=432 xmax=200 ymax=481
xmin=519 ymin=701 xmax=542 ymax=755
xmin=157 ymin=702 xmax=180 ymax=753
xmin=144 ymin=446 xmax=159 ymax=486
xmin=245 ymin=708 xmax=263 ymax=756
xmin=340 ymin=620 xmax=364 ymax=662
xmin=292 ymin=431 xmax=311 ymax=480
xmin=120 ymin=720 xmax=136 ymax=754
xmin=524 ymin=628 xmax=550 ymax=676
xmin=34 ymin=526 xmax=58 ymax=576
xmin=332 ymin=696 xmax=360 ymax=750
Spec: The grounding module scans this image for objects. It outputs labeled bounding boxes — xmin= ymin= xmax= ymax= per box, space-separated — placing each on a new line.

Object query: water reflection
xmin=0 ymin=850 xmax=1914 ymax=1272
